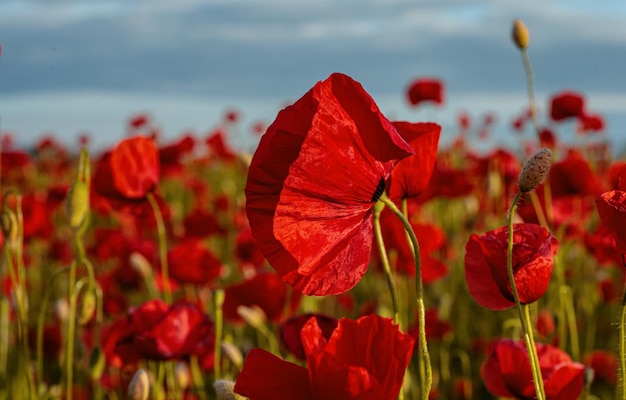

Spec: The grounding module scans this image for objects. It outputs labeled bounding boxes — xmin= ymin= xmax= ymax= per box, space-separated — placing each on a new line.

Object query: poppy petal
xmin=246 ymin=73 xmax=414 ymax=295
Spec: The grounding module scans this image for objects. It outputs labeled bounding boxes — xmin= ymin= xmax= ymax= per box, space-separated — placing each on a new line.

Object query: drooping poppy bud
xmin=128 ymin=368 xmax=151 ymax=400
xmin=512 ymin=19 xmax=530 ymax=49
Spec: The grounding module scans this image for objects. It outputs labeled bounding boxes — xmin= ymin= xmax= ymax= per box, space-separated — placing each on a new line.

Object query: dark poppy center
xmin=371 ymin=177 xmax=386 ymax=202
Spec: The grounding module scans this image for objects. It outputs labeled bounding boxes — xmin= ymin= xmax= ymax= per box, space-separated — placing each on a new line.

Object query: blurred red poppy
xmin=129 ymin=114 xmax=149 ymax=129
xmin=464 ymin=223 xmax=558 ymax=310
xmin=596 ymin=190 xmax=626 ymax=255
xmin=93 ymin=136 xmax=159 ymax=209
xmin=481 ymin=339 xmax=585 ymax=399
xmin=235 ymin=227 xmax=266 ymax=272
xmin=373 ymin=209 xmax=448 ymax=282
xmin=387 ymin=121 xmax=441 ymax=201
xmin=578 ymin=112 xmax=604 ymax=133
xmin=280 ymin=313 xmax=338 ymax=360
xmin=167 ymin=239 xmax=223 ymax=285
xmin=206 ymin=129 xmax=237 ymax=161
xmin=182 ymin=208 xmax=225 ymax=238
xmin=549 ymin=91 xmax=585 ymax=122
xmin=582 ymin=350 xmax=618 ymax=386
xmin=235 ymin=314 xmax=414 ymax=400
xmin=245 ymin=73 xmax=414 ymax=295
xmin=406 ymin=78 xmax=444 ymax=107
xmin=222 ymin=272 xmax=301 ymax=323
xmin=549 ymin=150 xmax=602 ymax=198
xmin=105 ymin=299 xmax=214 ymax=364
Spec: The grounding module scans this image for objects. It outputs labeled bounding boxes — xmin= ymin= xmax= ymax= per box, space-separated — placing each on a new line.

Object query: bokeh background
xmin=1 ymin=0 xmax=625 ymax=152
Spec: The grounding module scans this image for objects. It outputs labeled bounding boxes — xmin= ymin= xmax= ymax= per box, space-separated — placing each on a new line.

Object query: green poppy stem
xmin=379 ymin=193 xmax=431 ymax=400
xmin=373 ymin=201 xmax=400 ymax=326
xmin=507 ymin=191 xmax=546 ymax=400
xmin=147 ymin=193 xmax=172 ymax=305
xmin=619 ymin=286 xmax=626 ymax=399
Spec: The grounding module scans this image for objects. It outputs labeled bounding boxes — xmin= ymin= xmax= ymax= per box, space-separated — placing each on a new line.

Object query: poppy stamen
xmin=371 ymin=178 xmax=386 ymax=202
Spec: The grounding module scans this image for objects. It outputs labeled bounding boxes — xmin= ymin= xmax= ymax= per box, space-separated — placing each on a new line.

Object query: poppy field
xmin=1 ymin=19 xmax=625 ymax=400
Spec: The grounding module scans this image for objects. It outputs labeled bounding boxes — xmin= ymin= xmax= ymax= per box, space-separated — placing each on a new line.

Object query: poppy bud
xmin=512 ymin=19 xmax=530 ymax=50
xmin=236 ymin=305 xmax=267 ymax=330
xmin=221 ymin=341 xmax=244 ymax=370
xmin=518 ymin=148 xmax=551 ymax=192
xmin=89 ymin=347 xmax=105 ymax=381
xmin=78 ymin=288 xmax=97 ymax=325
xmin=130 ymin=252 xmax=153 ymax=279
xmin=55 ymin=298 xmax=70 ymax=322
xmin=0 ymin=210 xmax=19 ymax=249
xmin=128 ymin=368 xmax=151 ymax=400
xmin=66 ymin=181 xmax=89 ymax=229
xmin=213 ymin=380 xmax=246 ymax=400
xmin=175 ymin=362 xmax=191 ymax=391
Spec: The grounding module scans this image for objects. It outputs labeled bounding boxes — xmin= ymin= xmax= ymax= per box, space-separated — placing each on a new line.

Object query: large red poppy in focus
xmin=464 ymin=223 xmax=558 ymax=310
xmin=234 ymin=314 xmax=414 ymax=400
xmin=245 ymin=73 xmax=414 ymax=295
xmin=481 ymin=339 xmax=585 ymax=400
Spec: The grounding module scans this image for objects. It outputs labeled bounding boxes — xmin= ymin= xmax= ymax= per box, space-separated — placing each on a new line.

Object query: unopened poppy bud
xmin=213 ymin=380 xmax=246 ymax=400
xmin=55 ymin=298 xmax=70 ymax=322
xmin=66 ymin=181 xmax=89 ymax=229
xmin=236 ymin=305 xmax=267 ymax=330
xmin=78 ymin=288 xmax=97 ymax=325
xmin=518 ymin=148 xmax=552 ymax=192
xmin=512 ymin=19 xmax=530 ymax=50
xmin=0 ymin=210 xmax=19 ymax=248
xmin=130 ymin=252 xmax=153 ymax=279
xmin=175 ymin=362 xmax=191 ymax=391
xmin=128 ymin=368 xmax=151 ymax=400
xmin=221 ymin=341 xmax=244 ymax=370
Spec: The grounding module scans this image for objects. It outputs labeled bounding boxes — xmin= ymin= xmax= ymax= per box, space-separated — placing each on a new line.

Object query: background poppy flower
xmin=464 ymin=223 xmax=558 ymax=310
xmin=166 ymin=238 xmax=223 ymax=285
xmin=481 ymin=339 xmax=585 ymax=400
xmin=110 ymin=136 xmax=160 ymax=199
xmin=245 ymin=72 xmax=414 ymax=295
xmin=387 ymin=121 xmax=441 ymax=201
xmin=596 ymin=190 xmax=626 ymax=254
xmin=406 ymin=78 xmax=444 ymax=107
xmin=235 ymin=314 xmax=414 ymax=400
xmin=279 ymin=313 xmax=338 ymax=360
xmin=549 ymin=91 xmax=585 ymax=122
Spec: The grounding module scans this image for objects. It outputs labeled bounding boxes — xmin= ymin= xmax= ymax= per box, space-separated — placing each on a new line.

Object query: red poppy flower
xmin=583 ymin=225 xmax=623 ymax=267
xmin=549 ymin=91 xmax=585 ymax=122
xmin=608 ymin=161 xmax=626 ymax=191
xmin=93 ymin=136 xmax=160 ymax=212
xmin=235 ymin=314 xmax=414 ymax=400
xmin=105 ymin=299 xmax=214 ymax=364
xmin=245 ymin=72 xmax=414 ymax=295
xmin=222 ymin=272 xmax=301 ymax=323
xmin=596 ymin=190 xmax=626 ymax=254
xmin=129 ymin=114 xmax=150 ymax=129
xmin=235 ymin=227 xmax=266 ymax=272
xmin=167 ymin=239 xmax=223 ymax=285
xmin=582 ymin=350 xmax=618 ymax=386
xmin=481 ymin=339 xmax=585 ymax=400
xmin=159 ymin=133 xmax=196 ymax=175
xmin=464 ymin=223 xmax=558 ymax=310
xmin=549 ymin=150 xmax=602 ymax=198
xmin=280 ymin=313 xmax=338 ymax=360
xmin=578 ymin=112 xmax=604 ymax=133
xmin=373 ymin=209 xmax=448 ymax=282
xmin=387 ymin=121 xmax=441 ymax=201
xmin=539 ymin=128 xmax=558 ymax=149
xmin=206 ymin=129 xmax=237 ymax=161
xmin=406 ymin=78 xmax=444 ymax=107
xmin=182 ymin=208 xmax=225 ymax=238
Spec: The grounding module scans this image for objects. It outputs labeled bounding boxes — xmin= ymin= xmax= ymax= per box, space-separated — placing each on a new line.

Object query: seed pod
xmin=518 ymin=148 xmax=552 ymax=192
xmin=66 ymin=181 xmax=89 ymax=229
xmin=128 ymin=368 xmax=150 ymax=400
xmin=512 ymin=19 xmax=530 ymax=50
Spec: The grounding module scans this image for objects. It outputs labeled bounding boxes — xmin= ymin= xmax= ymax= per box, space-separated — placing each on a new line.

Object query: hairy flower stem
xmin=373 ymin=202 xmax=400 ymax=326
xmin=620 ymin=285 xmax=626 ymax=400
xmin=380 ymin=193 xmax=431 ymax=399
xmin=508 ymin=191 xmax=546 ymax=400
xmin=147 ymin=193 xmax=172 ymax=305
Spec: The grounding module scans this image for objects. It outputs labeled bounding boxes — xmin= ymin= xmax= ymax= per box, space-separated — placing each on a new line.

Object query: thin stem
xmin=379 ymin=193 xmax=431 ymax=399
xmin=561 ymin=285 xmax=580 ymax=360
xmin=214 ymin=289 xmax=225 ymax=382
xmin=147 ymin=193 xmax=172 ymax=304
xmin=521 ymin=49 xmax=541 ymax=143
xmin=620 ymin=284 xmax=626 ymax=399
xmin=507 ymin=191 xmax=546 ymax=400
xmin=373 ymin=202 xmax=400 ymax=326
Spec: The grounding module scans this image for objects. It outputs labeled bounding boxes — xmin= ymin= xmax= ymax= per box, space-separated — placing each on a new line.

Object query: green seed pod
xmin=78 ymin=289 xmax=97 ymax=325
xmin=66 ymin=181 xmax=89 ymax=230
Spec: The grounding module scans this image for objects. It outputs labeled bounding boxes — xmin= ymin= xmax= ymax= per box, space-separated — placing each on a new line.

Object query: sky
xmin=1 ymin=0 xmax=625 ymax=154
